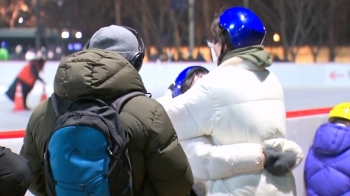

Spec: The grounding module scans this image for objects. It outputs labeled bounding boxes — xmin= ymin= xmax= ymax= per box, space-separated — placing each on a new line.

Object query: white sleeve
xmin=161 ymin=78 xmax=217 ymax=141
xmin=180 ymin=137 xmax=265 ymax=180
xmin=156 ymin=89 xmax=173 ymax=105
xmin=263 ymin=138 xmax=303 ymax=169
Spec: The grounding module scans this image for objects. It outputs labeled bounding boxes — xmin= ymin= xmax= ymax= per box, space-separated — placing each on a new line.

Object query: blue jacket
xmin=304 ymin=123 xmax=350 ymax=196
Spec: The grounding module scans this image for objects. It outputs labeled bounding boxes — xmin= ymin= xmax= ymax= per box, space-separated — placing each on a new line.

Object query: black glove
xmin=168 ymin=83 xmax=174 ymax=91
xmin=263 ymin=148 xmax=297 ymax=176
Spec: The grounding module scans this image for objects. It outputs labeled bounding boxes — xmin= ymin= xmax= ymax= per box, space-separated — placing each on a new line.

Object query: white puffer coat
xmin=158 ymin=56 xmax=303 ymax=196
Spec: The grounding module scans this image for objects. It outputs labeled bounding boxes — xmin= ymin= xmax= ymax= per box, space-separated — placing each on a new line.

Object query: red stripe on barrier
xmin=0 ymin=107 xmax=332 ymax=139
xmin=286 ymin=107 xmax=332 ymax=118
xmin=0 ymin=130 xmax=25 ymax=139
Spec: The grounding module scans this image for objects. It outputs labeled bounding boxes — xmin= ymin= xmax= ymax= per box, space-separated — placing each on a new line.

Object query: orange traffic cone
xmin=13 ymin=82 xmax=26 ymax=111
xmin=40 ymin=85 xmax=47 ymax=102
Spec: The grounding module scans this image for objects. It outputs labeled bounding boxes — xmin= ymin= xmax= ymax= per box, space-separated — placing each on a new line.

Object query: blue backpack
xmin=43 ymin=92 xmax=144 ymax=196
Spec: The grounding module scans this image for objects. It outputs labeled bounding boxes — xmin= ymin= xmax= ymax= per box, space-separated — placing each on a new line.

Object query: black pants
xmin=5 ymin=78 xmax=33 ymax=109
xmin=0 ymin=147 xmax=32 ymax=196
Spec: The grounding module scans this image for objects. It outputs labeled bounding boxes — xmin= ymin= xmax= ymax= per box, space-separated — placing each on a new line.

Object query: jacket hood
xmin=220 ymin=45 xmax=272 ymax=70
xmin=54 ymin=49 xmax=146 ymax=100
xmin=312 ymin=123 xmax=350 ymax=155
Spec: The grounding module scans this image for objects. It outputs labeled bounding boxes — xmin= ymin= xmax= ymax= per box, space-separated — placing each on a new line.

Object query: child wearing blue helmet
xmin=160 ymin=6 xmax=303 ymax=196
xmin=157 ymin=65 xmax=209 ymax=104
xmin=172 ymin=66 xmax=209 ymax=98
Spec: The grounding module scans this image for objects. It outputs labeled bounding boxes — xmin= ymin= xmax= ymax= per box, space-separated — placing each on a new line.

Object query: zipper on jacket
xmin=75 ymin=113 xmax=82 ymax=125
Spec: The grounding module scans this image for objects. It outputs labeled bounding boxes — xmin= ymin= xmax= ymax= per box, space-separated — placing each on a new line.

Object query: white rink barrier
xmin=0 ymin=107 xmax=331 ymax=196
xmin=285 ymin=113 xmax=329 ymax=196
xmin=1 ymin=61 xmax=350 ymax=90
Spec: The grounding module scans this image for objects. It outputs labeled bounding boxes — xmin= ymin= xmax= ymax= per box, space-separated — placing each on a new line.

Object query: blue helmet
xmin=219 ymin=7 xmax=266 ymax=49
xmin=172 ymin=66 xmax=209 ymax=98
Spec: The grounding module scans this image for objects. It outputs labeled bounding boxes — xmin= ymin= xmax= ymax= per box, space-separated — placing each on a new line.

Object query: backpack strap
xmin=112 ymin=92 xmax=146 ymax=113
xmin=51 ymin=93 xmax=72 ymax=116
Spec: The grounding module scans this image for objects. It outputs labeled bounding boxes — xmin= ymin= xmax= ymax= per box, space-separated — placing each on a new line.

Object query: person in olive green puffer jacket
xmin=20 ymin=25 xmax=194 ymax=196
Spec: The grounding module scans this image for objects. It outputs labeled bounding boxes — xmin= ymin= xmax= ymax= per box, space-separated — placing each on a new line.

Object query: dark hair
xmin=210 ymin=7 xmax=235 ymax=65
xmin=181 ymin=69 xmax=208 ymax=94
xmin=329 ymin=117 xmax=350 ymax=124
xmin=210 ymin=13 xmax=222 ymax=44
xmin=31 ymin=58 xmax=46 ymax=69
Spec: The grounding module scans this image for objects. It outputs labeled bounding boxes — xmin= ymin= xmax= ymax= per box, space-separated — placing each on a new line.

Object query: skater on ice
xmin=5 ymin=56 xmax=46 ymax=110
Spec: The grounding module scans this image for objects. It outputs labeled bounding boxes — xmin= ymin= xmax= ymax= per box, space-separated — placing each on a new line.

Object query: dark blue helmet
xmin=172 ymin=66 xmax=209 ymax=98
xmin=219 ymin=7 xmax=266 ymax=48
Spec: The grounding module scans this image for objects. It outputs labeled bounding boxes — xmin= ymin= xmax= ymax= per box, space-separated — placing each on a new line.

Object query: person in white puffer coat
xmin=158 ymin=6 xmax=303 ymax=196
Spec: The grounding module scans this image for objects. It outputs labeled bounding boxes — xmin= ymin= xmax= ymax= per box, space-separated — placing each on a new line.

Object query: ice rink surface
xmin=0 ymin=85 xmax=350 ymax=131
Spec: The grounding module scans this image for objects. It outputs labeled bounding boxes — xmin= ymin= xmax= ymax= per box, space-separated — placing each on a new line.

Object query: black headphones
xmin=83 ymin=26 xmax=145 ymax=72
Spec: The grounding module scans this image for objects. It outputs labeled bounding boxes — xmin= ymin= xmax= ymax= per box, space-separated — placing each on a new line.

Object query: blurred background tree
xmin=0 ymin=0 xmax=349 ymax=62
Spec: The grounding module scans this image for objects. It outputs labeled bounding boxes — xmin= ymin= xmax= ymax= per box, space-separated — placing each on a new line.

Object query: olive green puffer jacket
xmin=20 ymin=49 xmax=194 ymax=196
